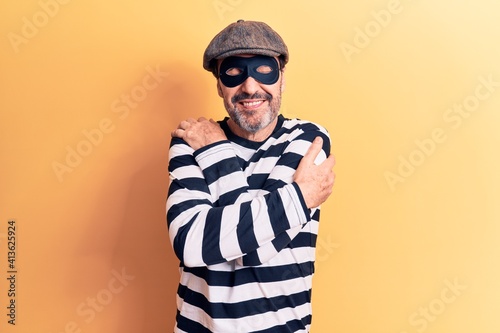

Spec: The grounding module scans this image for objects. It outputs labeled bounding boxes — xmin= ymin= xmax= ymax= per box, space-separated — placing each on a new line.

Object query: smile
xmin=240 ymin=100 xmax=265 ymax=108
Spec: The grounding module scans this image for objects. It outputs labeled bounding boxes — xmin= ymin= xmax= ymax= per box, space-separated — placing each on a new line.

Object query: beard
xmin=224 ymin=92 xmax=281 ymax=134
xmin=223 ymin=88 xmax=282 ymax=134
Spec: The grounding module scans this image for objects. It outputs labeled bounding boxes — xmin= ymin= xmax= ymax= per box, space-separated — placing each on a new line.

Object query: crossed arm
xmin=171 ymin=117 xmax=336 ymax=208
xmin=167 ymin=117 xmax=335 ymax=267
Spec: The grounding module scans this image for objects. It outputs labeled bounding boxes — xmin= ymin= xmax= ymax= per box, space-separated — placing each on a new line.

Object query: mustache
xmin=231 ymin=92 xmax=273 ymax=104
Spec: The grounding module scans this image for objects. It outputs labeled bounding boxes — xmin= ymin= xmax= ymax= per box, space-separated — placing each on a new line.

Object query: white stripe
xmin=169 ymin=144 xmax=194 ymax=158
xmin=180 ymin=209 xmax=209 ymax=267
xmin=167 ymin=191 xmax=211 ymax=238
xmin=258 ymin=246 xmax=316 ymax=268
xmin=250 ymin=198 xmax=275 ymax=245
xmin=219 ymin=208 xmax=243 ymax=262
xmin=282 ymin=185 xmax=309 ymax=228
xmin=170 ymin=165 xmax=204 ymax=179
xmin=246 ymin=156 xmax=280 ymax=174
xmin=232 ymin=303 xmax=312 ymax=333
xmin=208 ymin=172 xmax=248 ymax=201
xmin=195 ymin=142 xmax=238 ymax=169
xmin=267 ymin=165 xmax=295 ymax=182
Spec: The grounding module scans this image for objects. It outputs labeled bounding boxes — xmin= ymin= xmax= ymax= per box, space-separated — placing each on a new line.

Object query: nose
xmin=240 ymin=76 xmax=260 ymax=95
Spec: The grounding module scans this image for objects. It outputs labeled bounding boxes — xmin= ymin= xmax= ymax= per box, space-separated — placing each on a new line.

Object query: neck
xmin=227 ymin=116 xmax=278 ymax=142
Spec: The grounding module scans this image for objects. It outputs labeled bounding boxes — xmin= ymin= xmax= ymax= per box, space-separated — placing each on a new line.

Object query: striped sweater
xmin=166 ymin=115 xmax=331 ymax=333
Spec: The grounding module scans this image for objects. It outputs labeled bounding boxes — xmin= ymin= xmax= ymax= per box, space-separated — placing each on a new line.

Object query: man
xmin=166 ymin=20 xmax=335 ymax=332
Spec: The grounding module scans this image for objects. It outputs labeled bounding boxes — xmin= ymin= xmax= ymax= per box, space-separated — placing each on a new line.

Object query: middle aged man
xmin=166 ymin=20 xmax=336 ymax=333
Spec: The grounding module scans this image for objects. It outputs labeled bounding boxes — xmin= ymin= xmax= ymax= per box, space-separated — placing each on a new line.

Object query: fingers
xmin=174 ymin=118 xmax=200 ymax=137
xmin=322 ymin=153 xmax=336 ymax=169
xmin=171 ymin=117 xmax=226 ymax=149
xmin=302 ymin=137 xmax=324 ymax=164
xmin=171 ymin=128 xmax=183 ymax=138
xmin=178 ymin=120 xmax=190 ymax=130
xmin=302 ymin=136 xmax=336 ymax=168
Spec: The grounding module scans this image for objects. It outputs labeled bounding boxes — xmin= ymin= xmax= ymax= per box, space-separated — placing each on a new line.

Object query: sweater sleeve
xmin=166 ymin=126 xmax=331 ymax=267
xmin=236 ymin=128 xmax=331 ymax=266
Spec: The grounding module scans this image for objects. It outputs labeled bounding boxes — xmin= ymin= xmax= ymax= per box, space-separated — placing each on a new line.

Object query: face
xmin=217 ymin=54 xmax=285 ymax=136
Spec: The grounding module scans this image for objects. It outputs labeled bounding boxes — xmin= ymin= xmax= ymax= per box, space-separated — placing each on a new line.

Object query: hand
xmin=293 ymin=137 xmax=336 ymax=208
xmin=171 ymin=117 xmax=227 ymax=150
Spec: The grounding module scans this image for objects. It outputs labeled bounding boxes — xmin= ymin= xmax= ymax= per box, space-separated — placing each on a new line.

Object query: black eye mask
xmin=219 ymin=55 xmax=280 ymax=88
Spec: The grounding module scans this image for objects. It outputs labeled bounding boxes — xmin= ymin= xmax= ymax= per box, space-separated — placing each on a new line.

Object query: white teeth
xmin=242 ymin=101 xmax=262 ymax=107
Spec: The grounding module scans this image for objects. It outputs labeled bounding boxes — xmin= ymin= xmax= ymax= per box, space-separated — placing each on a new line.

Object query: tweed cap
xmin=203 ymin=19 xmax=289 ymax=72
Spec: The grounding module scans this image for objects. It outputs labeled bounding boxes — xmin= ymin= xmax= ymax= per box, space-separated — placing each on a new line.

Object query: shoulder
xmin=280 ymin=116 xmax=330 ymax=142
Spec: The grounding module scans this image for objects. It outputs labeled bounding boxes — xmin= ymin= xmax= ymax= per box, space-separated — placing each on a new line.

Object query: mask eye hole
xmin=256 ymin=65 xmax=273 ymax=74
xmin=225 ymin=67 xmax=243 ymax=76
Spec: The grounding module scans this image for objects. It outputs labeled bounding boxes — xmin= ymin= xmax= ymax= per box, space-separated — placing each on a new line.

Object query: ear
xmin=217 ymin=80 xmax=223 ymax=97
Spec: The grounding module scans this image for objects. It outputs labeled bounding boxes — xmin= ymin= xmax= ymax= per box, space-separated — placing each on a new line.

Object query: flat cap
xmin=203 ymin=19 xmax=289 ymax=72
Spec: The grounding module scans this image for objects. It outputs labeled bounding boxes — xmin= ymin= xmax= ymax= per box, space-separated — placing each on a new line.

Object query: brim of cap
xmin=203 ymin=48 xmax=282 ymax=70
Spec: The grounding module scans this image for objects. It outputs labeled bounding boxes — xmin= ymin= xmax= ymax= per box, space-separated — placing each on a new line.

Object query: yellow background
xmin=1 ymin=0 xmax=499 ymax=332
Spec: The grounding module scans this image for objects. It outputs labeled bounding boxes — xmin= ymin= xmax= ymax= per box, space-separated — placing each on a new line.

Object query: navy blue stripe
xmin=236 ymin=155 xmax=247 ymax=169
xmin=266 ymin=192 xmax=290 ymax=235
xmin=176 ymin=310 xmax=212 ymax=333
xmin=288 ymin=231 xmax=317 ymax=249
xmin=177 ymin=285 xmax=311 ymax=319
xmin=241 ymin=249 xmax=262 ymax=266
xmin=248 ymin=173 xmax=270 ymax=190
xmin=182 ymin=262 xmax=315 ymax=287
xmin=169 ymin=154 xmax=196 ymax=172
xmin=167 ymin=198 xmax=211 ymax=227
xmin=241 ymin=231 xmax=317 ymax=267
xmin=168 ymin=177 xmax=208 ymax=196
xmin=291 ymin=183 xmax=309 ymax=218
xmin=245 ymin=141 xmax=288 ymax=164
xmin=262 ymin=178 xmax=288 ymax=192
xmin=202 ymin=157 xmax=242 ymax=185
xmin=237 ymin=201 xmax=259 ymax=254
xmin=252 ymin=315 xmax=312 ymax=333
xmin=311 ymin=209 xmax=320 ymax=221
xmin=276 ymin=152 xmax=302 ymax=168
xmin=169 ymin=137 xmax=188 ymax=149
xmin=265 ymin=120 xmax=322 ymax=149
xmin=215 ymin=186 xmax=248 ymax=206
xmin=202 ymin=208 xmax=225 ymax=265
xmin=291 ymin=129 xmax=331 ymax=156
xmin=271 ymin=231 xmax=292 ymax=253
xmin=271 ymin=119 xmax=305 ymax=139
xmin=173 ymin=213 xmax=197 ymax=263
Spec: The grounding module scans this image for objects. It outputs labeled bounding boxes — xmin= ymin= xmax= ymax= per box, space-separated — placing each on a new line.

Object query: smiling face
xmin=216 ymin=54 xmax=285 ymax=141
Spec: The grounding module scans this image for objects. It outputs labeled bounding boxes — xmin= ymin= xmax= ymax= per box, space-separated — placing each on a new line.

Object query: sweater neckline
xmin=219 ymin=114 xmax=285 ymax=149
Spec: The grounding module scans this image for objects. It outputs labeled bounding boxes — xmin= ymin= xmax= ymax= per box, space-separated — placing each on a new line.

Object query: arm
xmin=236 ymin=129 xmax=334 ymax=266
xmin=166 ymin=119 xmax=335 ymax=267
xmin=167 ymin=140 xmax=311 ymax=267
